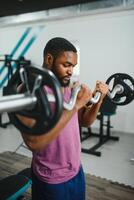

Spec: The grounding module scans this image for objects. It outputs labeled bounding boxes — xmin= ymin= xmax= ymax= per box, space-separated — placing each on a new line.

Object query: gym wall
xmin=0 ymin=9 xmax=134 ymax=134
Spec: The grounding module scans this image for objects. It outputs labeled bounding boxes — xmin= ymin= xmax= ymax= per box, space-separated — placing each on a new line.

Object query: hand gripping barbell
xmin=0 ymin=66 xmax=134 ymax=135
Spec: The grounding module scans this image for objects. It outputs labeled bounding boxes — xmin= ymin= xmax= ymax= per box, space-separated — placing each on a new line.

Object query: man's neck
xmin=61 ymin=87 xmax=64 ymax=94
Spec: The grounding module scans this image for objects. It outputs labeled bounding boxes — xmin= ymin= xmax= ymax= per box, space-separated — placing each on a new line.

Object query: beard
xmin=51 ymin=68 xmax=70 ymax=87
xmin=59 ymin=77 xmax=70 ymax=87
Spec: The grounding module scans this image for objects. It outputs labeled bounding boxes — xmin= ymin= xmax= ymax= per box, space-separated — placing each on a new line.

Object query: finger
xmin=96 ymin=80 xmax=101 ymax=85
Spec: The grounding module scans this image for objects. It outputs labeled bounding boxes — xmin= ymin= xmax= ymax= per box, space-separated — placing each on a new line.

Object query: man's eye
xmin=63 ymin=64 xmax=69 ymax=67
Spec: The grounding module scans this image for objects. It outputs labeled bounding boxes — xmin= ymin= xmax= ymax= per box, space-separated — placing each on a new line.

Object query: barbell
xmin=0 ymin=66 xmax=133 ymax=135
xmin=2 ymin=66 xmax=63 ymax=135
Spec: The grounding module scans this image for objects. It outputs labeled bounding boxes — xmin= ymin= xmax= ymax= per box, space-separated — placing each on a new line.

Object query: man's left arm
xmin=78 ymin=81 xmax=109 ymax=127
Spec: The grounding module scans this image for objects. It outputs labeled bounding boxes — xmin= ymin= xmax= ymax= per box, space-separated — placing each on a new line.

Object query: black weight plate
xmin=4 ymin=66 xmax=63 ymax=135
xmin=106 ymin=73 xmax=134 ymax=105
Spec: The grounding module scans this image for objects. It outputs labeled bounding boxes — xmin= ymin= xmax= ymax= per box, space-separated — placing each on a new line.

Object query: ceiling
xmin=0 ymin=0 xmax=97 ymax=17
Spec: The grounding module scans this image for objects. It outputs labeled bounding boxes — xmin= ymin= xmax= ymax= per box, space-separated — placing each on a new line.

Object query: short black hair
xmin=43 ymin=37 xmax=77 ymax=58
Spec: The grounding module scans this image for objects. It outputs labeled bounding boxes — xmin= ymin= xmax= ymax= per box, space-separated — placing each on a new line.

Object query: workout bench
xmin=0 ymin=168 xmax=32 ymax=200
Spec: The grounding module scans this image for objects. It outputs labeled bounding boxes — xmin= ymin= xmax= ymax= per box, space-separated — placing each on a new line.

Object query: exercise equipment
xmin=0 ymin=168 xmax=32 ymax=200
xmin=0 ymin=68 xmax=133 ymax=136
xmin=0 ymin=55 xmax=31 ymax=86
xmin=80 ymin=73 xmax=134 ymax=156
xmin=40 ymin=72 xmax=134 ymax=109
xmin=54 ymin=72 xmax=134 ymax=108
xmin=84 ymin=73 xmax=134 ymax=106
xmin=0 ymin=55 xmax=31 ymax=128
xmin=106 ymin=73 xmax=134 ymax=105
xmin=80 ymin=96 xmax=118 ymax=156
xmin=2 ymin=66 xmax=63 ymax=135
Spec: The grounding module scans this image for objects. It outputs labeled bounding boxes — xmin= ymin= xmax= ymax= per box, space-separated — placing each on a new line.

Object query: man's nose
xmin=67 ymin=66 xmax=73 ymax=75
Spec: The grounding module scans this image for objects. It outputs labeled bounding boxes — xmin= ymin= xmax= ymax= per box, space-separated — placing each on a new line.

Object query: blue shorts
xmin=32 ymin=166 xmax=85 ymax=200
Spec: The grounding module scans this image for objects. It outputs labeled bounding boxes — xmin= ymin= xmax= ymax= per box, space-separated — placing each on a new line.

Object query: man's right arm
xmin=18 ymin=84 xmax=91 ymax=152
xmin=20 ymin=107 xmax=77 ymax=152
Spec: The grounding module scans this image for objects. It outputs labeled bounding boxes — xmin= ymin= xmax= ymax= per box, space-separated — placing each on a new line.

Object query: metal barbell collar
xmin=107 ymin=84 xmax=124 ymax=99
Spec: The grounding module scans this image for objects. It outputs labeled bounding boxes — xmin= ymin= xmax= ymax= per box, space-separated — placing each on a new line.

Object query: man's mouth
xmin=64 ymin=76 xmax=71 ymax=81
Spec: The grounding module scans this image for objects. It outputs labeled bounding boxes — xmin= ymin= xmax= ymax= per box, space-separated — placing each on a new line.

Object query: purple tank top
xmin=32 ymin=87 xmax=81 ymax=184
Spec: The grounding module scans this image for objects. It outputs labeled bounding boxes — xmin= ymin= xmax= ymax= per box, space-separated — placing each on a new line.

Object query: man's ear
xmin=44 ymin=53 xmax=54 ymax=70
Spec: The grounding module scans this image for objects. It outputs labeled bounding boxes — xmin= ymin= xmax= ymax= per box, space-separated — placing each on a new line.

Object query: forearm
xmin=21 ymin=106 xmax=77 ymax=151
xmin=80 ymin=99 xmax=103 ymax=127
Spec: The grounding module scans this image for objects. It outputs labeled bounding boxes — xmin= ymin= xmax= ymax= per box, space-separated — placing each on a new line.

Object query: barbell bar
xmin=0 ymin=81 xmax=125 ymax=114
xmin=0 ymin=66 xmax=133 ymax=135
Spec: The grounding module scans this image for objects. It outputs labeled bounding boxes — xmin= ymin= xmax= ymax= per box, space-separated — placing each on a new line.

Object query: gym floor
xmin=0 ymin=120 xmax=134 ymax=188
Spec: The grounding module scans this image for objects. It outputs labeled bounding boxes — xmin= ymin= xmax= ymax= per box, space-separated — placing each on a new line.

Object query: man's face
xmin=51 ymin=51 xmax=77 ymax=87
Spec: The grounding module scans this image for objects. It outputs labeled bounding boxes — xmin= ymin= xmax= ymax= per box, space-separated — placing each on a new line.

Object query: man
xmin=19 ymin=37 xmax=108 ymax=200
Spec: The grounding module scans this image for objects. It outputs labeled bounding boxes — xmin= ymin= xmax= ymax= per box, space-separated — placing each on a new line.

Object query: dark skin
xmin=44 ymin=51 xmax=77 ymax=87
xmin=18 ymin=51 xmax=108 ymax=151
